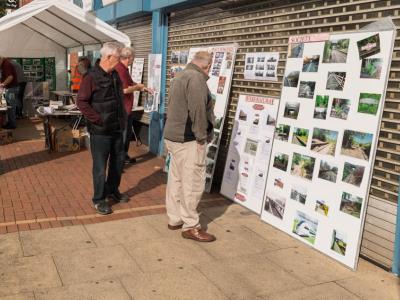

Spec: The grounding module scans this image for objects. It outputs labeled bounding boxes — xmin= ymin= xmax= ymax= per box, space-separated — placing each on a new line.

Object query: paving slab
xmin=268 ymin=282 xmax=360 ymax=300
xmin=0 ymin=232 xmax=23 ymax=258
xmin=0 ymin=255 xmax=61 ymax=297
xmin=85 ymin=217 xmax=162 ymax=247
xmin=266 ymin=247 xmax=355 ymax=286
xmin=34 ymin=279 xmax=131 ymax=300
xmin=0 ymin=292 xmax=35 ymax=300
xmin=19 ymin=226 xmax=95 ymax=256
xmin=120 ymin=265 xmax=228 ymax=300
xmin=52 ymin=245 xmax=141 ymax=285
xmin=194 ymin=252 xmax=304 ymax=299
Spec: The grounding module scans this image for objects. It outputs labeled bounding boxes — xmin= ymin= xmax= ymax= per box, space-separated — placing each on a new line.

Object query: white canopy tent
xmin=0 ymin=0 xmax=130 ymax=89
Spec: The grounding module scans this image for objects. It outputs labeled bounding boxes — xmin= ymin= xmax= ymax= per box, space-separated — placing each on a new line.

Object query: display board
xmin=220 ymin=94 xmax=279 ymax=213
xmin=244 ymin=52 xmax=279 ymax=81
xmin=188 ymin=43 xmax=238 ymax=192
xmin=144 ymin=54 xmax=162 ymax=112
xmin=260 ymin=29 xmax=395 ymax=269
xmin=130 ymin=57 xmax=145 ymax=109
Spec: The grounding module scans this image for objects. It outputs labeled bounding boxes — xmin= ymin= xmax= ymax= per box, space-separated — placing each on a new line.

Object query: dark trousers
xmin=123 ymin=114 xmax=134 ymax=157
xmin=16 ymin=82 xmax=26 ymax=117
xmin=90 ymin=132 xmax=125 ymax=204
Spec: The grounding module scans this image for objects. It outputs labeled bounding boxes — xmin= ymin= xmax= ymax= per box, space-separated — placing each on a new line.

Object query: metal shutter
xmin=167 ymin=0 xmax=400 ymax=269
xmin=118 ymin=15 xmax=152 ymax=124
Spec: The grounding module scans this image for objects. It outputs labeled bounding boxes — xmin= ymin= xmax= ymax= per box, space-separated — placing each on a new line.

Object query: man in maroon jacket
xmin=0 ymin=56 xmax=19 ymax=129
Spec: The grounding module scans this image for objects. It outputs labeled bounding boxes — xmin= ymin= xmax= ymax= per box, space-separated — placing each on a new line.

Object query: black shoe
xmin=124 ymin=156 xmax=136 ymax=164
xmin=94 ymin=201 xmax=112 ymax=215
xmin=108 ymin=192 xmax=129 ymax=203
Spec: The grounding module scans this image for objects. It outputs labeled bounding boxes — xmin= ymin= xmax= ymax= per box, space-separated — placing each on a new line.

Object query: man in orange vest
xmin=71 ymin=57 xmax=91 ymax=92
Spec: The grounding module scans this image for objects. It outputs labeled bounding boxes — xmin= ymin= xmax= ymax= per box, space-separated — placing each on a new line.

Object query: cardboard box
xmin=0 ymin=129 xmax=13 ymax=145
xmin=54 ymin=127 xmax=80 ymax=152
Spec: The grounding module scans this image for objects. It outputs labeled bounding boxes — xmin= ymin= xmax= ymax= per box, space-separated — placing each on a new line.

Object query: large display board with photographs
xmin=220 ymin=94 xmax=279 ymax=213
xmin=260 ymin=29 xmax=395 ymax=269
xmin=188 ymin=44 xmax=238 ymax=192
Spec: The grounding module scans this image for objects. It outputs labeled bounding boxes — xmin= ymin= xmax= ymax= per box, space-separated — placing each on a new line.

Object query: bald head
xmin=191 ymin=51 xmax=213 ymax=74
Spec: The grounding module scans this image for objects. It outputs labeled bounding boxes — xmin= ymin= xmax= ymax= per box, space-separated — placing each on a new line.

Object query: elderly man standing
xmin=0 ymin=56 xmax=19 ymax=129
xmin=77 ymin=42 xmax=129 ymax=215
xmin=163 ymin=51 xmax=216 ymax=242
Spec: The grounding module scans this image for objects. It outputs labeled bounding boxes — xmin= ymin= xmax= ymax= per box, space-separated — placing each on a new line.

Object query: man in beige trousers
xmin=163 ymin=51 xmax=216 ymax=242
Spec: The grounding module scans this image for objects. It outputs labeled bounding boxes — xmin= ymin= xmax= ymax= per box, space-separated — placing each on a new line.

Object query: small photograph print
xmin=226 ymin=60 xmax=233 ymax=69
xmin=292 ymin=210 xmax=318 ymax=245
xmin=284 ymin=101 xmax=300 ymax=119
xmin=257 ymin=56 xmax=265 ymax=63
xmin=340 ymin=192 xmax=363 ymax=218
xmin=214 ymin=117 xmax=223 ymax=130
xmin=266 ymin=115 xmax=276 ymax=126
xmin=245 ymin=65 xmax=254 ymax=70
xmin=318 ymin=160 xmax=338 ymax=183
xmin=331 ymin=230 xmax=347 ymax=256
xmin=313 ymin=95 xmax=329 ymax=120
xmin=326 ymin=72 xmax=346 ymax=91
xmin=179 ymin=51 xmax=188 ymax=64
xmin=341 ymin=130 xmax=373 ymax=161
xmin=264 ymin=191 xmax=286 ymax=219
xmin=330 ymin=98 xmax=350 ymax=120
xmin=302 ymin=55 xmax=320 ymax=72
xmin=288 ymin=43 xmax=304 ymax=58
xmin=357 ymin=33 xmax=380 ymax=59
xmin=226 ymin=52 xmax=233 ymax=61
xmin=238 ymin=110 xmax=248 ymax=121
xmin=342 ymin=162 xmax=365 ymax=187
xmin=292 ymin=127 xmax=309 ymax=147
xmin=291 ymin=152 xmax=316 ymax=181
xmin=267 ymin=64 xmax=276 ymax=71
xmin=206 ymin=160 xmax=214 ymax=175
xmin=273 ymin=152 xmax=289 ymax=172
xmin=298 ymin=81 xmax=316 ymax=99
xmin=311 ymin=128 xmax=338 ymax=156
xmin=171 ymin=51 xmax=179 ymax=64
xmin=205 ymin=176 xmax=212 ymax=191
xmin=274 ymin=177 xmax=284 ymax=189
xmin=283 ymin=71 xmax=300 ymax=88
xmin=206 ymin=145 xmax=218 ymax=160
xmin=275 ymin=124 xmax=290 ymax=141
xmin=358 ymin=93 xmax=381 ymax=115
xmin=322 ymin=39 xmax=349 ymax=63
xmin=266 ymin=71 xmax=275 ymax=78
xmin=255 ymin=71 xmax=264 ymax=77
xmin=290 ymin=184 xmax=307 ymax=204
xmin=267 ymin=56 xmax=277 ymax=62
xmin=255 ymin=64 xmax=265 ymax=70
xmin=247 ymin=57 xmax=255 ymax=64
xmin=360 ymin=58 xmax=383 ymax=79
xmin=244 ymin=138 xmax=258 ymax=156
xmin=315 ymin=199 xmax=329 ymax=216
xmin=212 ymin=131 xmax=220 ymax=145
xmin=217 ymin=76 xmax=226 ymax=94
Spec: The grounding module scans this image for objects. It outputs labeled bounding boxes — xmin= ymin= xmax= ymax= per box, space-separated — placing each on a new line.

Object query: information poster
xmin=220 ymin=94 xmax=279 ymax=213
xmin=260 ymin=29 xmax=395 ymax=269
xmin=145 ymin=54 xmax=162 ymax=113
xmin=188 ymin=44 xmax=238 ymax=192
xmin=170 ymin=50 xmax=188 ymax=79
xmin=244 ymin=52 xmax=279 ymax=81
xmin=130 ymin=57 xmax=145 ymax=108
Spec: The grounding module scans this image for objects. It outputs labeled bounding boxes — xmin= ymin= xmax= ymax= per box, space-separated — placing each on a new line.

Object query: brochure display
xmin=260 ymin=29 xmax=395 ymax=269
xmin=145 ymin=54 xmax=162 ymax=113
xmin=220 ymin=94 xmax=279 ymax=213
xmin=244 ymin=52 xmax=279 ymax=81
xmin=130 ymin=57 xmax=145 ymax=109
xmin=188 ymin=44 xmax=238 ymax=192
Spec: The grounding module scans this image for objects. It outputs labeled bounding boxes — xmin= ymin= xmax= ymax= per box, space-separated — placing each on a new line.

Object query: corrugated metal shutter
xmin=118 ymin=15 xmax=152 ymax=125
xmin=167 ymin=0 xmax=400 ymax=270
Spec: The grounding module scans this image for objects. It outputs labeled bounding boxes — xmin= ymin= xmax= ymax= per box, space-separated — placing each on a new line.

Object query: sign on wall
xmin=220 ymin=94 xmax=279 ymax=213
xmin=188 ymin=44 xmax=238 ymax=192
xmin=244 ymin=52 xmax=279 ymax=81
xmin=130 ymin=57 xmax=145 ymax=109
xmin=145 ymin=54 xmax=162 ymax=113
xmin=260 ymin=29 xmax=395 ymax=269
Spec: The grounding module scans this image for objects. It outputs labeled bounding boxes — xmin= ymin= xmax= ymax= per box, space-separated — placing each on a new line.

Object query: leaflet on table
xmin=220 ymin=94 xmax=279 ymax=213
xmin=244 ymin=52 xmax=280 ymax=81
xmin=130 ymin=58 xmax=145 ymax=109
xmin=145 ymin=54 xmax=162 ymax=113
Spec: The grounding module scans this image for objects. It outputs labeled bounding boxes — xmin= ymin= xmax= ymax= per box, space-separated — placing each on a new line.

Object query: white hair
xmin=121 ymin=47 xmax=135 ymax=59
xmin=100 ymin=42 xmax=123 ymax=57
xmin=192 ymin=51 xmax=213 ymax=68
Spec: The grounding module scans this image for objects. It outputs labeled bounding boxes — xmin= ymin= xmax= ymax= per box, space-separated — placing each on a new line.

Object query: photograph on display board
xmin=331 ymin=229 xmax=347 ymax=256
xmin=291 ymin=152 xmax=316 ymax=181
xmin=266 ymin=114 xmax=276 ymax=126
xmin=326 ymin=72 xmax=346 ymax=91
xmin=274 ymin=124 xmax=290 ymax=141
xmin=288 ymin=43 xmax=304 ymax=58
xmin=215 ymin=117 xmax=223 ymax=130
xmin=298 ymin=81 xmax=316 ymax=99
xmin=357 ymin=93 xmax=381 ymax=115
xmin=274 ymin=177 xmax=284 ymax=189
xmin=283 ymin=71 xmax=300 ymax=87
xmin=244 ymin=138 xmax=258 ymax=156
xmin=330 ymin=98 xmax=350 ymax=120
xmin=302 ymin=55 xmax=320 ymax=72
xmin=273 ymin=152 xmax=289 ymax=172
xmin=313 ymin=95 xmax=329 ymax=119
xmin=290 ymin=184 xmax=307 ymax=204
xmin=340 ymin=192 xmax=363 ymax=218
xmin=292 ymin=211 xmax=318 ymax=245
xmin=264 ymin=192 xmax=286 ymax=220
xmin=357 ymin=33 xmax=380 ymax=59
xmin=292 ymin=127 xmax=309 ymax=147
xmin=318 ymin=160 xmax=338 ymax=183
xmin=217 ymin=76 xmax=226 ymax=94
xmin=311 ymin=128 xmax=338 ymax=156
xmin=315 ymin=199 xmax=329 ymax=216
xmin=207 ymin=145 xmax=218 ymax=160
xmin=284 ymin=101 xmax=300 ymax=119
xmin=322 ymin=39 xmax=349 ymax=63
xmin=206 ymin=160 xmax=215 ymax=176
xmin=360 ymin=58 xmax=383 ymax=79
xmin=341 ymin=130 xmax=373 ymax=161
xmin=171 ymin=51 xmax=179 ymax=64
xmin=342 ymin=162 xmax=365 ymax=187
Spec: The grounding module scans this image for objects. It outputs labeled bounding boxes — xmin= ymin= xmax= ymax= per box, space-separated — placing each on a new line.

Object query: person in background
xmin=77 ymin=42 xmax=129 ymax=215
xmin=0 ymin=56 xmax=19 ymax=129
xmin=10 ymin=60 xmax=26 ymax=118
xmin=114 ymin=46 xmax=152 ymax=164
xmin=71 ymin=56 xmax=91 ymax=93
xmin=163 ymin=51 xmax=216 ymax=242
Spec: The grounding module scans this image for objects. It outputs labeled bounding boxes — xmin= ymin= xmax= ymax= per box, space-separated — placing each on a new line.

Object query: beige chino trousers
xmin=165 ymin=139 xmax=206 ymax=230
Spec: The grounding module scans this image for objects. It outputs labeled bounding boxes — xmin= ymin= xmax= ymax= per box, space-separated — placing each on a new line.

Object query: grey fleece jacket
xmin=164 ymin=63 xmax=215 ymax=144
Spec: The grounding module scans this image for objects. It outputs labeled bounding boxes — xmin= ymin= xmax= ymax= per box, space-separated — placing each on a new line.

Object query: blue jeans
xmin=5 ymin=86 xmax=19 ymax=127
xmin=90 ymin=132 xmax=125 ymax=204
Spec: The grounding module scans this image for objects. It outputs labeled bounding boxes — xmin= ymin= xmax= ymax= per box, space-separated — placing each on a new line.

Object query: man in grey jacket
xmin=164 ymin=51 xmax=216 ymax=242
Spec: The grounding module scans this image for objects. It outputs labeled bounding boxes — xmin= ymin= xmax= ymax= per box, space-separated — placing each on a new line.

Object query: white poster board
xmin=220 ymin=94 xmax=279 ymax=213
xmin=130 ymin=57 xmax=144 ymax=109
xmin=188 ymin=44 xmax=238 ymax=192
xmin=260 ymin=29 xmax=395 ymax=269
xmin=145 ymin=54 xmax=162 ymax=113
xmin=244 ymin=52 xmax=279 ymax=81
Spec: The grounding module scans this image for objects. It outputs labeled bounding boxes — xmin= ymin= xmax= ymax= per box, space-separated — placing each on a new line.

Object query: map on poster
xmin=188 ymin=44 xmax=238 ymax=192
xmin=145 ymin=54 xmax=162 ymax=113
xmin=260 ymin=29 xmax=395 ymax=269
xmin=170 ymin=50 xmax=188 ymax=79
xmin=244 ymin=52 xmax=279 ymax=81
xmin=130 ymin=57 xmax=145 ymax=109
xmin=220 ymin=94 xmax=279 ymax=213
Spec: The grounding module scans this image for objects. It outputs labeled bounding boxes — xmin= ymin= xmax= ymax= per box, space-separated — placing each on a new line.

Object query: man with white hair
xmin=77 ymin=42 xmax=129 ymax=215
xmin=163 ymin=51 xmax=216 ymax=242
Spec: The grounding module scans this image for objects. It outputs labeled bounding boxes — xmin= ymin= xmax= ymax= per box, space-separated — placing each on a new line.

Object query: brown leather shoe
xmin=181 ymin=228 xmax=216 ymax=242
xmin=167 ymin=223 xmax=183 ymax=230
